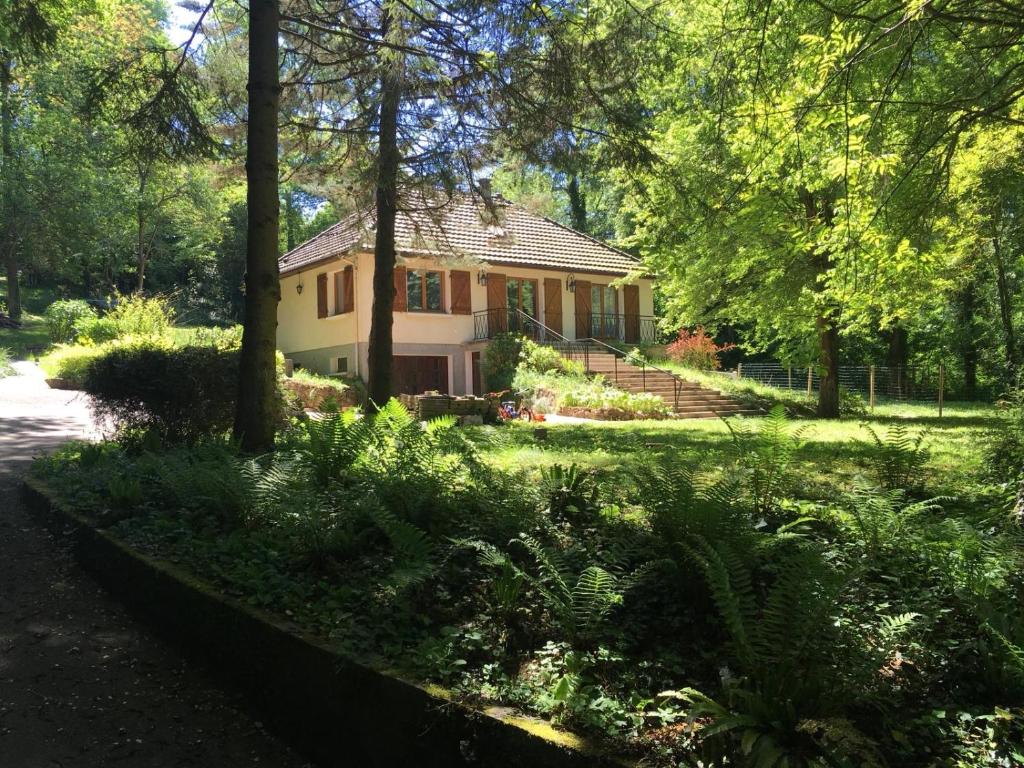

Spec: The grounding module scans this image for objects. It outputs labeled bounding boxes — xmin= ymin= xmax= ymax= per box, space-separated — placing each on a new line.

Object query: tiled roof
xmin=279 ymin=195 xmax=641 ymax=276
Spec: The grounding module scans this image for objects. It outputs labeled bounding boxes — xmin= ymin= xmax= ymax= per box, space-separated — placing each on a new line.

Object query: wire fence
xmin=732 ymin=363 xmax=944 ymax=403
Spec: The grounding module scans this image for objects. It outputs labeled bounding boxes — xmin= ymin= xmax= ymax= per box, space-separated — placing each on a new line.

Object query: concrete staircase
xmin=561 ymin=346 xmax=761 ymax=419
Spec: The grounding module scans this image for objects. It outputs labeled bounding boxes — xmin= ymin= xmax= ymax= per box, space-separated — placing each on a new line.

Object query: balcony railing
xmin=473 ymin=308 xmax=660 ymax=343
xmin=582 ymin=313 xmax=659 ymax=344
xmin=473 ymin=308 xmax=560 ymax=342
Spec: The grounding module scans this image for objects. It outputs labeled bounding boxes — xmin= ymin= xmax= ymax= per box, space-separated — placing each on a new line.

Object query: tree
xmin=233 ymin=0 xmax=281 ymax=453
xmin=278 ymin=0 xmax=654 ymax=408
xmin=0 ymin=0 xmax=71 ymax=318
xmin=618 ymin=0 xmax=952 ymax=417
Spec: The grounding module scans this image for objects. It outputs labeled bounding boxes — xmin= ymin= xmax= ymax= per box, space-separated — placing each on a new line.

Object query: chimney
xmin=477 ymin=177 xmax=492 ymax=201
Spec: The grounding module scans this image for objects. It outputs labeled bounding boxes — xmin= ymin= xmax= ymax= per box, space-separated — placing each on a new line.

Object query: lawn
xmin=473 ymin=401 xmax=999 ymax=501
xmin=0 ymin=311 xmax=49 ymax=359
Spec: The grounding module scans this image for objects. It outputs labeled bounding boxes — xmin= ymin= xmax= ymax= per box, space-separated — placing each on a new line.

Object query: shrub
xmin=45 ymin=299 xmax=95 ymax=343
xmin=83 ymin=341 xmax=252 ymax=443
xmin=73 ymin=314 xmax=118 ymax=344
xmin=520 ymin=340 xmax=584 ymax=376
xmin=187 ymin=324 xmax=243 ymax=350
xmin=104 ymin=294 xmax=174 ymax=338
xmin=483 ymin=333 xmax=525 ymax=392
xmin=0 ymin=347 xmax=12 ymax=377
xmin=665 ymin=327 xmax=734 ymax=370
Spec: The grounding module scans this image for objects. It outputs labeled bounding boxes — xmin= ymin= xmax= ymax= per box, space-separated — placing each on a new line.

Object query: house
xmin=277 ymin=194 xmax=657 ymax=396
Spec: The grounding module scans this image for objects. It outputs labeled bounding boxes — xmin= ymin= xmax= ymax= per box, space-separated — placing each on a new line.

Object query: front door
xmin=544 ymin=278 xmax=562 ymax=338
xmin=392 ymin=356 xmax=449 ymax=395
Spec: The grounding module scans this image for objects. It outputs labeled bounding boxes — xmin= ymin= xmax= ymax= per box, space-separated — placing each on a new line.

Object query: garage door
xmin=392 ymin=355 xmax=449 ymax=395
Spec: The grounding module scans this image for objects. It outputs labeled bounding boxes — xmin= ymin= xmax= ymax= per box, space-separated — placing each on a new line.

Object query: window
xmin=590 ymin=284 xmax=618 ymax=337
xmin=334 ymin=357 xmax=348 ymax=374
xmin=506 ymin=277 xmax=537 ymax=316
xmin=332 ymin=266 xmax=353 ymax=315
xmin=407 ymin=270 xmax=444 ymax=312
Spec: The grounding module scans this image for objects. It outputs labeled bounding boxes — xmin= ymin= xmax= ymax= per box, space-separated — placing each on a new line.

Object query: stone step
xmin=552 ymin=344 xmax=756 ymax=420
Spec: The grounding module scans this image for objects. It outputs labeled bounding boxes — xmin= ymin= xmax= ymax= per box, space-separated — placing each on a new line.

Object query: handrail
xmin=472 ymin=308 xmax=685 ymax=412
xmin=576 ymin=335 xmax=684 ymax=411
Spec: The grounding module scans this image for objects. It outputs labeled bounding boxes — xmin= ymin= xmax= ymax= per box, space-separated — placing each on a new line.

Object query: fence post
xmin=869 ymin=365 xmax=876 ymax=411
xmin=806 ymin=366 xmax=812 ymax=398
xmin=938 ymin=363 xmax=944 ymax=417
xmin=787 ymin=366 xmax=792 ymax=390
xmin=736 ymin=362 xmax=743 ymax=379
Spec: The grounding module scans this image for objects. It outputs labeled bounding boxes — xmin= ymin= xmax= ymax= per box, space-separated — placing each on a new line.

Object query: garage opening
xmin=392 ymin=355 xmax=449 ymax=395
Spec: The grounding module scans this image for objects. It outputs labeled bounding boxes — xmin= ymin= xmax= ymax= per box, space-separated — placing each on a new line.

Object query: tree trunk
xmin=284 ymin=187 xmax=297 ymax=252
xmin=233 ymin=0 xmax=281 ymax=453
xmin=886 ymin=324 xmax=908 ymax=398
xmin=994 ymin=233 xmax=1017 ymax=382
xmin=959 ymin=278 xmax=978 ymax=400
xmin=567 ymin=174 xmax=587 ymax=233
xmin=366 ymin=32 xmax=402 ymax=412
xmin=816 ymin=313 xmax=840 ymax=418
xmin=135 ymin=164 xmax=149 ymax=293
xmin=1 ymin=55 xmax=21 ymax=320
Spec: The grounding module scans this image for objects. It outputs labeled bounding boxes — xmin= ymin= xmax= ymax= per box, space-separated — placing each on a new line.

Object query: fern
xmin=371 ymin=506 xmax=434 ymax=591
xmin=725 ymin=404 xmax=806 ymax=517
xmin=475 ymin=533 xmax=647 ymax=650
xmin=301 ymin=408 xmax=371 ymax=484
xmin=541 ymin=463 xmax=600 ymax=523
xmin=863 ymin=423 xmax=930 ymax=492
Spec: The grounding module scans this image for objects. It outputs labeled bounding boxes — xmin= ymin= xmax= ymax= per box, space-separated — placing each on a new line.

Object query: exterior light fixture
xmin=296 ymin=282 xmax=304 ymax=295
xmin=477 ymin=270 xmax=488 ymax=286
xmin=565 ymin=273 xmax=576 ymax=292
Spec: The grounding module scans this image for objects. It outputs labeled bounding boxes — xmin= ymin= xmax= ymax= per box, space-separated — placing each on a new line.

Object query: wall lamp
xmin=565 ymin=273 xmax=576 ymax=292
xmin=296 ymin=282 xmax=304 ymax=295
xmin=477 ymin=270 xmax=488 ymax=286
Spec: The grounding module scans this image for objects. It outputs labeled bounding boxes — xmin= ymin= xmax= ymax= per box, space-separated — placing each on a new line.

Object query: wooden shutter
xmin=450 ymin=270 xmax=471 ymax=315
xmin=574 ymin=279 xmax=591 ymax=338
xmin=342 ymin=265 xmax=354 ymax=313
xmin=486 ymin=273 xmax=506 ymax=334
xmin=623 ymin=284 xmax=640 ymax=343
xmin=316 ymin=273 xmax=328 ymax=318
xmin=544 ymin=277 xmax=562 ymax=336
xmin=392 ymin=265 xmax=407 ymax=312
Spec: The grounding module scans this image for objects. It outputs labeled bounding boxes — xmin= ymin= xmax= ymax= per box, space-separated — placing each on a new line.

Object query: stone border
xmin=22 ymin=479 xmax=631 ymax=768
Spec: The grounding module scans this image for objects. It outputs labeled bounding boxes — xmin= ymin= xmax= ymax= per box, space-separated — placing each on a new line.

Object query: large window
xmin=590 ymin=284 xmax=618 ymax=337
xmin=506 ymin=277 xmax=537 ymax=316
xmin=407 ymin=269 xmax=443 ymax=312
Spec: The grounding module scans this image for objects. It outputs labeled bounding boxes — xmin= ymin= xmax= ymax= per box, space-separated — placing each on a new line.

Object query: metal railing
xmin=472 ymin=308 xmax=692 ymax=411
xmin=473 ymin=308 xmax=660 ymax=344
xmin=579 ymin=313 xmax=660 ymax=344
xmin=572 ymin=334 xmax=686 ymax=411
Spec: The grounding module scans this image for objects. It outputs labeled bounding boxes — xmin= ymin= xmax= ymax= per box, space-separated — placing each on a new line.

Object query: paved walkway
xmin=0 ymin=363 xmax=311 ymax=767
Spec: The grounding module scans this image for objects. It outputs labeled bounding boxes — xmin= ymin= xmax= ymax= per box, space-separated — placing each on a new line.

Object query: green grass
xmin=0 ymin=312 xmax=49 ymax=359
xmin=470 ymin=401 xmax=1000 ymax=501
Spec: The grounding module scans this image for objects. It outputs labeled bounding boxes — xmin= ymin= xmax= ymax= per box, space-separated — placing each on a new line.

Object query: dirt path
xmin=0 ymin=363 xmax=312 ymax=767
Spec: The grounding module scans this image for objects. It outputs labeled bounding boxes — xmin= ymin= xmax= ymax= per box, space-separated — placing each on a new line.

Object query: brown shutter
xmin=486 ymin=273 xmax=506 ymax=334
xmin=544 ymin=277 xmax=562 ymax=336
xmin=450 ymin=270 xmax=471 ymax=315
xmin=392 ymin=265 xmax=407 ymax=312
xmin=342 ymin=265 xmax=354 ymax=313
xmin=316 ymin=273 xmax=328 ymax=318
xmin=574 ymin=280 xmax=591 ymax=339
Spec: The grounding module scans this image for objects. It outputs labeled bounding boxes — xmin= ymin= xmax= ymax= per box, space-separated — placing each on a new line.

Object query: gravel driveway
xmin=0 ymin=362 xmax=312 ymax=767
